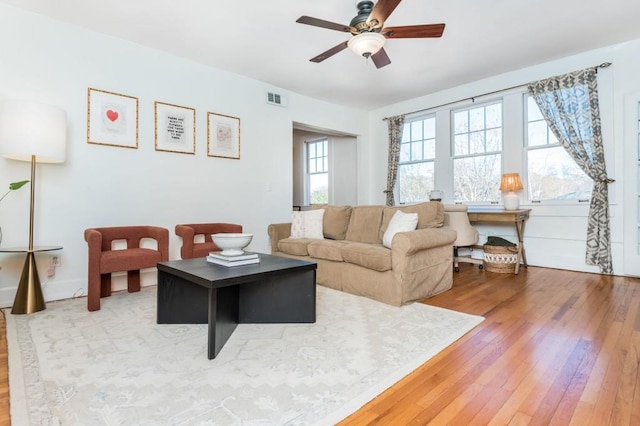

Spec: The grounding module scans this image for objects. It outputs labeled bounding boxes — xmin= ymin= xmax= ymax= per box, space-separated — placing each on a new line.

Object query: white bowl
xmin=212 ymin=233 xmax=253 ymax=256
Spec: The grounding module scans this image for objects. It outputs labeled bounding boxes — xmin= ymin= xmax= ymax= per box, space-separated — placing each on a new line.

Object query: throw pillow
xmin=290 ymin=209 xmax=325 ymax=239
xmin=382 ymin=210 xmax=418 ymax=248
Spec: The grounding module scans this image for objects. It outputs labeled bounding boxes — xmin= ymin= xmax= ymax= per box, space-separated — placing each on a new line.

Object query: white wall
xmin=367 ymin=40 xmax=640 ymax=276
xmin=0 ymin=4 xmax=368 ymax=307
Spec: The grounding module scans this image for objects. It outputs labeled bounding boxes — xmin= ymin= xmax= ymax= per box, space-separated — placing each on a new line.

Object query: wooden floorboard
xmin=339 ymin=266 xmax=640 ymax=426
xmin=0 ymin=266 xmax=639 ymax=425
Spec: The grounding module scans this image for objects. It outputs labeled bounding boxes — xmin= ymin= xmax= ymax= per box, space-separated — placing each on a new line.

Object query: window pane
xmin=424 ymin=117 xmax=436 ymax=139
xmin=398 ymin=162 xmax=434 ymax=204
xmin=527 ymin=146 xmax=593 ymax=201
xmin=528 ymin=97 xmax=544 ymax=121
xmin=528 ymin=121 xmax=549 ymax=147
xmin=309 ymin=173 xmax=328 ymax=204
xmin=486 ymin=128 xmax=502 ymax=152
xmin=469 ymin=131 xmax=485 ymax=154
xmin=411 ymin=141 xmax=422 ymax=161
xmin=402 ymin=125 xmax=410 ymax=142
xmin=469 ymin=107 xmax=485 ymax=131
xmin=400 ymin=143 xmax=411 ymax=162
xmin=486 ymin=103 xmax=502 ymax=128
xmin=424 ymin=139 xmax=435 ymax=160
xmin=453 ymin=155 xmax=501 ymax=202
xmin=411 ymin=121 xmax=423 ymax=141
xmin=454 ymin=134 xmax=469 ymax=156
xmin=309 ymin=158 xmax=316 ymax=173
xmin=454 ymin=111 xmax=468 ymax=134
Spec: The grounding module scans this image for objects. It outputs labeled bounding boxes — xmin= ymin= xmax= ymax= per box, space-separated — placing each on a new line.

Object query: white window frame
xmin=396 ymin=114 xmax=436 ymax=204
xmin=523 ymin=94 xmax=593 ymax=205
xmin=305 ymin=138 xmax=329 ymax=205
xmin=451 ymin=100 xmax=503 ymax=204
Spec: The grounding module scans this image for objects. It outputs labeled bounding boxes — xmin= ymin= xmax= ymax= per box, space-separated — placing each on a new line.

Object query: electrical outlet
xmin=50 ymin=255 xmax=61 ymax=268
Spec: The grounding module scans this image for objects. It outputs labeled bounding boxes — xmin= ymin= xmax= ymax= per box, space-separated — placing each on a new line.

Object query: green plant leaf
xmin=9 ymin=180 xmax=29 ymax=190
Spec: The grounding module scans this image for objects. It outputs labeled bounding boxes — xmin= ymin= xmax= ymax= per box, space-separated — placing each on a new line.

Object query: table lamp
xmin=0 ymin=100 xmax=67 ymax=314
xmin=499 ymin=173 xmax=523 ymax=210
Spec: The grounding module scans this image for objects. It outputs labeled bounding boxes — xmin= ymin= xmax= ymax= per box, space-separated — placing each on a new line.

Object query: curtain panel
xmin=527 ymin=68 xmax=614 ymax=274
xmin=384 ymin=115 xmax=405 ymax=207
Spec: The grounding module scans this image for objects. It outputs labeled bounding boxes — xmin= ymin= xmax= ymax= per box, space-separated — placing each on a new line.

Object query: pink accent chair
xmin=84 ymin=226 xmax=169 ymax=311
xmin=175 ymin=223 xmax=243 ymax=259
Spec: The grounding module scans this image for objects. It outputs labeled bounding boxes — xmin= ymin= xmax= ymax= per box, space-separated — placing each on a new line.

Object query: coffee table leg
xmin=208 ymin=285 xmax=239 ymax=359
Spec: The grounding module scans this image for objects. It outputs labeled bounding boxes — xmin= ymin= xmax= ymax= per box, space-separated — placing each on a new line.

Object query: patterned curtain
xmin=528 ymin=68 xmax=614 ymax=274
xmin=384 ymin=114 xmax=405 ymax=206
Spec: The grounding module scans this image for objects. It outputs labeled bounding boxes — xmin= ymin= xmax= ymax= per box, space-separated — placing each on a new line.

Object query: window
xmin=397 ymin=116 xmax=436 ymax=204
xmin=306 ymin=138 xmax=328 ymax=204
xmin=525 ymin=96 xmax=592 ymax=202
xmin=452 ymin=102 xmax=502 ymax=202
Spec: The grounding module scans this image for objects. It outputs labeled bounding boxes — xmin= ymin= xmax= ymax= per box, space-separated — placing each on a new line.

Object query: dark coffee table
xmin=156 ymin=253 xmax=317 ymax=359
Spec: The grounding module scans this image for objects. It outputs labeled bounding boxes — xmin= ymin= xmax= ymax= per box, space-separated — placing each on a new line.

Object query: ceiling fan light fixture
xmin=347 ymin=32 xmax=385 ymax=58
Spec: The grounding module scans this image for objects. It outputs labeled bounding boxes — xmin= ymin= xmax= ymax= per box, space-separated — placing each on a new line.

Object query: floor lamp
xmin=0 ymin=100 xmax=67 ymax=314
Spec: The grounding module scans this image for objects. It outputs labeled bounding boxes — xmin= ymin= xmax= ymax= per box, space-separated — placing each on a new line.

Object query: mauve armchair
xmin=175 ymin=223 xmax=243 ymax=259
xmin=84 ymin=225 xmax=169 ymax=311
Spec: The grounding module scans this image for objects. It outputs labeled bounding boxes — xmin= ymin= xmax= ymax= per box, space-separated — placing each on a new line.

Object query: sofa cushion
xmin=379 ymin=201 xmax=445 ymax=241
xmin=290 ymin=209 xmax=324 ymax=239
xmin=308 ymin=240 xmax=349 ymax=261
xmin=345 ymin=205 xmax=384 ymax=244
xmin=277 ymin=238 xmax=314 ymax=256
xmin=311 ymin=204 xmax=352 ymax=240
xmin=341 ymin=242 xmax=392 ymax=272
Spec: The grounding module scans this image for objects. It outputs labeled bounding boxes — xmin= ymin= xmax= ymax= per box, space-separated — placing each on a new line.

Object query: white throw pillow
xmin=382 ymin=210 xmax=419 ymax=248
xmin=290 ymin=209 xmax=325 ymax=239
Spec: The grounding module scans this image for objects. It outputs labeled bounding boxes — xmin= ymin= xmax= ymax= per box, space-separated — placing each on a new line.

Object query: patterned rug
xmin=5 ymin=285 xmax=483 ymax=425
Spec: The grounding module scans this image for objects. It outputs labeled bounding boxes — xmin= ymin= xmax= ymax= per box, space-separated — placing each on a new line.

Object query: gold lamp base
xmin=11 ymin=251 xmax=46 ymax=314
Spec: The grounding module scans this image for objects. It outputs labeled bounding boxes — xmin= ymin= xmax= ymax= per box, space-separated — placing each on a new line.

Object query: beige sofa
xmin=267 ymin=202 xmax=457 ymax=306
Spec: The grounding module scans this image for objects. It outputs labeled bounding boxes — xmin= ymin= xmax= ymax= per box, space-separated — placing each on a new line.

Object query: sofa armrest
xmin=267 ymin=223 xmax=292 ymax=253
xmin=391 ymin=227 xmax=457 ymax=256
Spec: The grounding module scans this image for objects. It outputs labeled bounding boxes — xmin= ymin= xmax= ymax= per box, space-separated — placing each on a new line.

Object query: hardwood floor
xmin=339 ymin=265 xmax=640 ymax=425
xmin=0 ymin=266 xmax=638 ymax=425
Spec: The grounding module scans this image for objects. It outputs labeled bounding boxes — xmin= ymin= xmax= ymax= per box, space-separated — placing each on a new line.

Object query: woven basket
xmin=483 ymin=244 xmax=518 ymax=273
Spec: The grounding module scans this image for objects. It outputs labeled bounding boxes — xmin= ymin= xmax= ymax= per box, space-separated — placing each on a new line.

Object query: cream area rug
xmin=5 ymin=285 xmax=483 ymax=425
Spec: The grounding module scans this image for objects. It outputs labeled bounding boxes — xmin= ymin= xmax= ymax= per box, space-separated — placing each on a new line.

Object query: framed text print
xmin=154 ymin=101 xmax=196 ymax=154
xmin=87 ymin=88 xmax=139 ymax=149
xmin=207 ymin=112 xmax=240 ymax=159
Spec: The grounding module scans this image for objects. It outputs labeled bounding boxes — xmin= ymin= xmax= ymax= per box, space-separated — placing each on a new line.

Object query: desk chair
xmin=443 ymin=204 xmax=483 ymax=272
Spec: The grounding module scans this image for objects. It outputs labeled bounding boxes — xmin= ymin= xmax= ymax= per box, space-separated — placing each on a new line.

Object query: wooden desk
xmin=466 ymin=208 xmax=531 ymax=274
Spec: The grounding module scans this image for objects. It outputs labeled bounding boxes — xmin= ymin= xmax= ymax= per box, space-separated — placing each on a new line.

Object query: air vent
xmin=266 ymin=91 xmax=287 ymax=107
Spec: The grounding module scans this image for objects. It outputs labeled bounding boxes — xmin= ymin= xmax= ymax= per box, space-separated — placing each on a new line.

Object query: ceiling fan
xmin=296 ymin=0 xmax=445 ymax=69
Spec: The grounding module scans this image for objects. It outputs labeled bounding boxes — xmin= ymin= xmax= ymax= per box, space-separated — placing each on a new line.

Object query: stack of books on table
xmin=206 ymin=252 xmax=260 ymax=267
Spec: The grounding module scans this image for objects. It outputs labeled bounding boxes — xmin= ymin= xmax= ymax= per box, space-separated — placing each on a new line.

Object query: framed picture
xmin=87 ymin=88 xmax=139 ymax=148
xmin=207 ymin=112 xmax=240 ymax=159
xmin=154 ymin=101 xmax=196 ymax=154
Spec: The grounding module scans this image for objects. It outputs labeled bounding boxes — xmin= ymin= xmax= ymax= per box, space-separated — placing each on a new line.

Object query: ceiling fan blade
xmin=382 ymin=23 xmax=445 ymax=38
xmin=367 ymin=0 xmax=402 ymax=29
xmin=296 ymin=16 xmax=351 ymax=33
xmin=371 ymin=47 xmax=391 ymax=69
xmin=310 ymin=41 xmax=349 ymax=63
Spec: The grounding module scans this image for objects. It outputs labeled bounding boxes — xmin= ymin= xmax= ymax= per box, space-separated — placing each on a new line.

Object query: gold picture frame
xmin=207 ymin=112 xmax=240 ymax=159
xmin=154 ymin=101 xmax=196 ymax=154
xmin=87 ymin=88 xmax=139 ymax=149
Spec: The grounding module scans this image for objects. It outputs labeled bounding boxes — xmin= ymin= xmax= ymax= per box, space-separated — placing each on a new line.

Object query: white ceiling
xmin=4 ymin=0 xmax=640 ymax=110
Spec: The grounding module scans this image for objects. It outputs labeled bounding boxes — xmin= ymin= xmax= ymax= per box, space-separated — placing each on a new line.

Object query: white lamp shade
xmin=348 ymin=32 xmax=385 ymax=57
xmin=0 ymin=100 xmax=67 ymax=163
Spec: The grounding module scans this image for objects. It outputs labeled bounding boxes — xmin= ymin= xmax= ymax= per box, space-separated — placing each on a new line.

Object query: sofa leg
xmin=127 ymin=270 xmax=141 ymax=293
xmin=100 ymin=274 xmax=112 ymax=297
